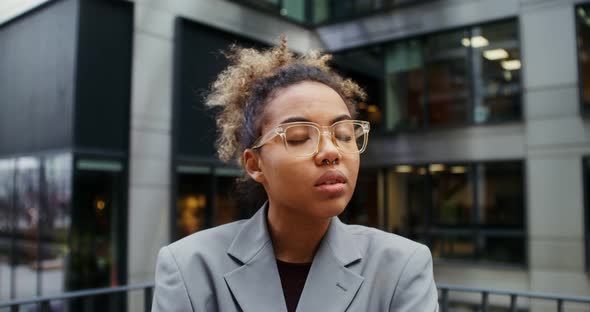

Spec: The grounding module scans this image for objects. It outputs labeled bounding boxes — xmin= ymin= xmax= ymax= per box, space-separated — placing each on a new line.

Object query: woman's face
xmin=245 ymin=81 xmax=360 ymax=221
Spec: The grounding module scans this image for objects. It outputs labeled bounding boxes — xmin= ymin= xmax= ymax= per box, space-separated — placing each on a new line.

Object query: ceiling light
xmin=501 ymin=59 xmax=521 ymax=71
xmin=395 ymin=165 xmax=413 ymax=173
xmin=471 ymin=36 xmax=489 ymax=48
xmin=461 ymin=38 xmax=471 ymax=47
xmin=483 ymin=48 xmax=509 ymax=60
xmin=450 ymin=166 xmax=466 ymax=174
xmin=429 ymin=164 xmax=445 ymax=172
xmin=462 ymin=36 xmax=489 ymax=48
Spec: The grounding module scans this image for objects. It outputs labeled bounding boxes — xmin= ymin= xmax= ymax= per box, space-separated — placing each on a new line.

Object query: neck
xmin=266 ymin=201 xmax=331 ymax=264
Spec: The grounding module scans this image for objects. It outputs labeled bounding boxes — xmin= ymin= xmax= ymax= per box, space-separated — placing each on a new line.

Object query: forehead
xmin=262 ymin=81 xmax=351 ymax=128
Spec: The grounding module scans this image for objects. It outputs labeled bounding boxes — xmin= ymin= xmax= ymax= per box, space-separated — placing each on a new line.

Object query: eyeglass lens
xmin=283 ymin=123 xmax=366 ymax=156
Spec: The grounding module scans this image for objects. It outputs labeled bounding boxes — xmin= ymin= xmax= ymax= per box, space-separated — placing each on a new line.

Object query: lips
xmin=314 ymin=170 xmax=347 ymax=186
xmin=314 ymin=170 xmax=347 ymax=195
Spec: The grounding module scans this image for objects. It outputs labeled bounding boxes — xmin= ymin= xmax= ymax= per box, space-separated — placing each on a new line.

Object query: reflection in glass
xmin=577 ymin=4 xmax=590 ymax=113
xmin=425 ymin=30 xmax=470 ymax=126
xmin=388 ymin=165 xmax=428 ymax=237
xmin=481 ymin=236 xmax=524 ymax=263
xmin=431 ymin=164 xmax=472 ymax=226
xmin=282 ymin=0 xmax=305 ymax=22
xmin=176 ymin=167 xmax=260 ymax=240
xmin=432 ymin=235 xmax=474 ymax=260
xmin=477 ymin=162 xmax=524 ymax=228
xmin=343 ymin=169 xmax=381 ymax=229
xmin=14 ymin=157 xmax=40 ymax=298
xmin=473 ymin=21 xmax=521 ymax=123
xmin=385 ymin=40 xmax=424 ymax=130
xmin=176 ymin=169 xmax=210 ymax=240
xmin=389 ymin=162 xmax=525 ymax=264
xmin=333 ymin=47 xmax=384 ymax=130
xmin=69 ymin=159 xmax=124 ymax=294
xmin=41 ymin=154 xmax=72 ymax=296
xmin=0 ymin=159 xmax=15 ymax=300
xmin=586 ymin=158 xmax=590 ymax=270
xmin=214 ymin=173 xmax=242 ymax=227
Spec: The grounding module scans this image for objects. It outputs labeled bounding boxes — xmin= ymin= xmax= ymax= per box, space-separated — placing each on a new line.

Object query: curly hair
xmin=205 ymin=36 xmax=366 ymax=166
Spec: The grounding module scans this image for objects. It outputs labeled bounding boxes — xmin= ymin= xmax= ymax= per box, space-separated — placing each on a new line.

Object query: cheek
xmin=261 ymin=151 xmax=307 ymax=185
xmin=346 ymin=157 xmax=360 ymax=188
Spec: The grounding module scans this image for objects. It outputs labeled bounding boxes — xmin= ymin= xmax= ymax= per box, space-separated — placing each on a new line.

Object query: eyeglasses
xmin=251 ymin=120 xmax=370 ymax=157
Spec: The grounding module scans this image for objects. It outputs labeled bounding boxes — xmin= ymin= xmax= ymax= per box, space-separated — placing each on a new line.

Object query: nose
xmin=314 ymin=130 xmax=340 ymax=166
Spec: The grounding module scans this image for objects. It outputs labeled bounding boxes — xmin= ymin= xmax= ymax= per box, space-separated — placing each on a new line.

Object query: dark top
xmin=276 ymin=259 xmax=312 ymax=312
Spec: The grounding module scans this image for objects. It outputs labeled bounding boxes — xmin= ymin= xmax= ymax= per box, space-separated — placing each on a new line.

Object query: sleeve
xmin=151 ymin=246 xmax=194 ymax=312
xmin=389 ymin=244 xmax=439 ymax=312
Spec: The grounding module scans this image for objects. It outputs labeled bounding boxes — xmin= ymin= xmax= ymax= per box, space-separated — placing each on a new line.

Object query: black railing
xmin=0 ymin=282 xmax=153 ymax=312
xmin=438 ymin=283 xmax=590 ymax=312
xmin=2 ymin=282 xmax=590 ymax=311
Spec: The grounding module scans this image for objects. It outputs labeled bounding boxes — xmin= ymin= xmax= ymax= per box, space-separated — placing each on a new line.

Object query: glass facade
xmin=174 ymin=166 xmax=259 ymax=240
xmin=333 ymin=47 xmax=385 ymax=130
xmin=335 ymin=19 xmax=521 ymax=132
xmin=0 ymin=154 xmax=72 ymax=301
xmin=341 ymin=169 xmax=382 ymax=229
xmin=577 ymin=4 xmax=590 ymax=114
xmin=586 ymin=157 xmax=590 ymax=271
xmin=41 ymin=154 xmax=72 ymax=296
xmin=388 ymin=161 xmax=525 ymax=264
xmin=0 ymin=154 xmax=128 ymax=307
xmin=233 ymin=0 xmax=431 ymax=25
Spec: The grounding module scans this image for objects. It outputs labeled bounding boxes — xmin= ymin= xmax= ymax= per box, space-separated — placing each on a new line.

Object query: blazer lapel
xmin=296 ymin=218 xmax=364 ymax=312
xmin=223 ymin=203 xmax=287 ymax=312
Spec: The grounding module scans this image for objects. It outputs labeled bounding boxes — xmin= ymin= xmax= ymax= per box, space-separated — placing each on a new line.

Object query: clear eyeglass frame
xmin=250 ymin=119 xmax=371 ymax=157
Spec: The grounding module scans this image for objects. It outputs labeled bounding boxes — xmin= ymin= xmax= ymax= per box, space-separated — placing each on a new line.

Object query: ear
xmin=243 ymin=149 xmax=265 ymax=183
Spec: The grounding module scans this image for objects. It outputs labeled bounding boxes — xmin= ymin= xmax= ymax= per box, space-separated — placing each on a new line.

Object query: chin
xmin=312 ymin=198 xmax=349 ymax=219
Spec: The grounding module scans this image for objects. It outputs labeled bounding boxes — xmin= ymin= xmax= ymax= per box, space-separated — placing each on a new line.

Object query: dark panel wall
xmin=174 ymin=19 xmax=267 ymax=159
xmin=74 ymin=0 xmax=133 ymax=153
xmin=0 ymin=0 xmax=78 ymax=156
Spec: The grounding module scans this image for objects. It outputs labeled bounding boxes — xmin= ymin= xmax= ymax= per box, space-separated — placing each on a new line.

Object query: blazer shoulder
xmin=166 ymin=219 xmax=247 ymax=260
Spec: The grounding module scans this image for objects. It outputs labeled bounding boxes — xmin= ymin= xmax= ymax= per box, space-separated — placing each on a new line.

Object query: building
xmin=0 ymin=0 xmax=589 ymax=310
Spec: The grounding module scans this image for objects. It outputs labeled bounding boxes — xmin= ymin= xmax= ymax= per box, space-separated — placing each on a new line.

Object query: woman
xmin=152 ymin=38 xmax=439 ymax=312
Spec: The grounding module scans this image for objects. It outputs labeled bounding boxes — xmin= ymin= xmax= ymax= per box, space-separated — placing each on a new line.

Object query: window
xmin=333 ymin=47 xmax=385 ymax=130
xmin=41 ymin=154 xmax=72 ymax=296
xmin=425 ymin=29 xmax=471 ymax=126
xmin=232 ymin=0 xmax=430 ymax=25
xmin=387 ymin=161 xmax=525 ymax=265
xmin=385 ymin=39 xmax=425 ymax=129
xmin=174 ymin=166 xmax=259 ymax=240
xmin=341 ymin=169 xmax=382 ymax=229
xmin=585 ymin=157 xmax=590 ymax=271
xmin=473 ymin=21 xmax=522 ymax=123
xmin=70 ymin=158 xmax=126 ymax=291
xmin=13 ymin=157 xmax=41 ymax=298
xmin=338 ymin=19 xmax=522 ymax=131
xmin=0 ymin=158 xmax=14 ymax=300
xmin=0 ymin=154 xmax=73 ymax=301
xmin=577 ymin=4 xmax=590 ymax=114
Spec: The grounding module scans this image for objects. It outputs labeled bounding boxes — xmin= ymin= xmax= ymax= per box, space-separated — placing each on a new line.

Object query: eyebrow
xmin=280 ymin=114 xmax=352 ymax=125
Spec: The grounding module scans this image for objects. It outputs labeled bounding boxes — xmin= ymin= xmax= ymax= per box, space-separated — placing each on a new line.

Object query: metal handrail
xmin=0 ymin=282 xmax=154 ymax=311
xmin=437 ymin=283 xmax=590 ymax=312
xmin=2 ymin=282 xmax=590 ymax=311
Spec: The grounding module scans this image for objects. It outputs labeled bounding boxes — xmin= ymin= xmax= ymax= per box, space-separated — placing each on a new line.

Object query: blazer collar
xmin=224 ymin=203 xmax=364 ymax=312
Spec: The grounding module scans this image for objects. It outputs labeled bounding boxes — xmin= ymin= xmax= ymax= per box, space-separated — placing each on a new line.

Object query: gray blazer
xmin=152 ymin=204 xmax=439 ymax=311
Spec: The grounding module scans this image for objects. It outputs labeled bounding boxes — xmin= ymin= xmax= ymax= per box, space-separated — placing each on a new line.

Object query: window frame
xmin=333 ymin=17 xmax=523 ymax=135
xmin=388 ymin=159 xmax=527 ymax=267
xmin=583 ymin=156 xmax=590 ymax=271
xmin=575 ymin=2 xmax=590 ymax=117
